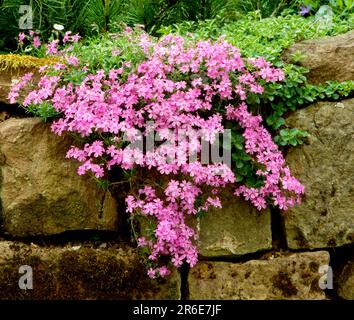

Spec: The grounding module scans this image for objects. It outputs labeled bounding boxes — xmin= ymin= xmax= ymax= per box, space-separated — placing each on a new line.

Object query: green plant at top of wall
xmin=159 ymin=12 xmax=354 ymax=149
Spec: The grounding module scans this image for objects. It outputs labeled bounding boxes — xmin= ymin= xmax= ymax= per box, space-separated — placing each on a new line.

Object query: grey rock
xmin=0 ymin=118 xmax=118 ymax=236
xmin=284 ymin=99 xmax=354 ymax=249
xmin=197 ymin=189 xmax=272 ymax=257
xmin=336 ymin=257 xmax=354 ymax=300
xmin=282 ymin=29 xmax=354 ymax=84
xmin=0 ymin=241 xmax=181 ymax=299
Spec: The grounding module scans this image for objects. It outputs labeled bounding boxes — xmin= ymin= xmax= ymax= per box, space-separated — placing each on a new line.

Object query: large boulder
xmin=188 ymin=251 xmax=329 ymax=300
xmin=282 ymin=29 xmax=354 ymax=84
xmin=197 ymin=189 xmax=272 ymax=257
xmin=284 ymin=99 xmax=354 ymax=249
xmin=0 ymin=241 xmax=181 ymax=299
xmin=0 ymin=118 xmax=118 ymax=237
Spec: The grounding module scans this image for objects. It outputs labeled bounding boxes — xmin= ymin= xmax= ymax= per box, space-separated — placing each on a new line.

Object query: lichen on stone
xmin=0 ymin=54 xmax=58 ymax=72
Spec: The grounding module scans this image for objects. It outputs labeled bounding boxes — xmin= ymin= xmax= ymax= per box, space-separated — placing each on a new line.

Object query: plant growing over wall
xmin=9 ymin=28 xmax=306 ymax=277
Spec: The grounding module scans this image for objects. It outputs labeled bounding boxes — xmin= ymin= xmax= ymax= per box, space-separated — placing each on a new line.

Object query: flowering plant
xmin=9 ymin=29 xmax=304 ymax=278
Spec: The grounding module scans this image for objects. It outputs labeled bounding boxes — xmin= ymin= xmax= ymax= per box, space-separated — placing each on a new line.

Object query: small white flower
xmin=53 ymin=24 xmax=64 ymax=31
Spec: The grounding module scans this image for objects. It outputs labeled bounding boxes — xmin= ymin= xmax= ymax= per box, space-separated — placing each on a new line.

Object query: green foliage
xmin=1 ymin=0 xmax=353 ymax=52
xmin=26 ymin=101 xmax=61 ymax=121
xmin=228 ymin=124 xmax=265 ymax=187
xmin=159 ymin=12 xmax=353 ymax=185
xmin=32 ymin=30 xmax=147 ymax=84
xmin=0 ymin=0 xmax=127 ymax=51
xmin=118 ymin=0 xmax=242 ymax=35
xmin=68 ymin=32 xmax=147 ymax=74
xmin=118 ymin=0 xmax=163 ymax=34
xmin=0 ymin=0 xmax=23 ymax=51
xmin=160 ymin=12 xmax=352 ymax=56
xmin=300 ymin=0 xmax=354 ymax=14
xmin=78 ymin=0 xmax=126 ymax=34
xmin=274 ymin=128 xmax=308 ymax=146
xmin=224 ymin=0 xmax=292 ymax=18
xmin=287 ymin=49 xmax=306 ymax=64
xmin=264 ymin=79 xmax=354 ymax=133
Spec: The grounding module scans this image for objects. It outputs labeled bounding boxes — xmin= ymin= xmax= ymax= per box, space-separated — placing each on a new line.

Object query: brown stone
xmin=0 ymin=118 xmax=118 ymax=236
xmin=284 ymin=99 xmax=354 ymax=249
xmin=282 ymin=30 xmax=354 ymax=84
xmin=0 ymin=111 xmax=11 ymax=123
xmin=197 ymin=189 xmax=272 ymax=257
xmin=0 ymin=241 xmax=181 ymax=299
xmin=188 ymin=251 xmax=329 ymax=300
xmin=336 ymin=258 xmax=354 ymax=300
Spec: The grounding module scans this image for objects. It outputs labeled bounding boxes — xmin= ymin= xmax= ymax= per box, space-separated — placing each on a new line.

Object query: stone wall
xmin=0 ymin=30 xmax=353 ymax=300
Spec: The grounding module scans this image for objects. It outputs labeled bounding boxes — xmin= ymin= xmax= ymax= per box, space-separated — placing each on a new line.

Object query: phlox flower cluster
xmin=9 ymin=32 xmax=304 ymax=278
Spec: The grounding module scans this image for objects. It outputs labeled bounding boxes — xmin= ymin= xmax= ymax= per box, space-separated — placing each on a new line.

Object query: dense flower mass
xmin=9 ymin=31 xmax=304 ymax=278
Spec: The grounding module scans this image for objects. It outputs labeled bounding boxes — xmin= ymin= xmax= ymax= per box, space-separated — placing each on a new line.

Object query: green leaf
xmin=289 ymin=138 xmax=298 ymax=146
xmin=274 ymin=117 xmax=285 ymax=129
xmin=235 ymin=143 xmax=243 ymax=150
xmin=279 ymin=129 xmax=288 ymax=137
xmin=236 ymin=162 xmax=244 ymax=169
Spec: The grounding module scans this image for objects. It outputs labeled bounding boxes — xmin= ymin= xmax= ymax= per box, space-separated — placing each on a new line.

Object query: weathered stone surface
xmin=0 ymin=111 xmax=11 ymax=123
xmin=197 ymin=189 xmax=272 ymax=257
xmin=0 ymin=241 xmax=181 ymax=299
xmin=188 ymin=251 xmax=329 ymax=300
xmin=336 ymin=257 xmax=354 ymax=300
xmin=282 ymin=30 xmax=354 ymax=84
xmin=284 ymin=99 xmax=354 ymax=249
xmin=0 ymin=118 xmax=118 ymax=236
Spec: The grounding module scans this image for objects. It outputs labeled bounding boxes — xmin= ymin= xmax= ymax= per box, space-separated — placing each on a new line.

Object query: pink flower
xmin=147 ymin=268 xmax=156 ymax=279
xmin=71 ymin=33 xmax=81 ymax=42
xmin=112 ymin=49 xmax=121 ymax=56
xmin=18 ymin=32 xmax=25 ymax=44
xmin=29 ymin=30 xmax=38 ymax=37
xmin=33 ymin=36 xmax=41 ymax=48
xmin=124 ymin=26 xmax=133 ymax=34
xmin=63 ymin=31 xmax=72 ymax=43
xmin=38 ymin=66 xmax=47 ymax=73
xmin=158 ymin=266 xmax=171 ymax=277
xmin=46 ymin=40 xmax=59 ymax=55
xmin=137 ymin=237 xmax=147 ymax=247
xmin=65 ymin=55 xmax=79 ymax=66
xmin=53 ymin=63 xmax=66 ymax=70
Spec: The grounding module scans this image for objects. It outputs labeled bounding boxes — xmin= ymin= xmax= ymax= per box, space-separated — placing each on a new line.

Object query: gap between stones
xmin=270 ymin=206 xmax=288 ymax=250
xmin=180 ymin=263 xmax=189 ymax=300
